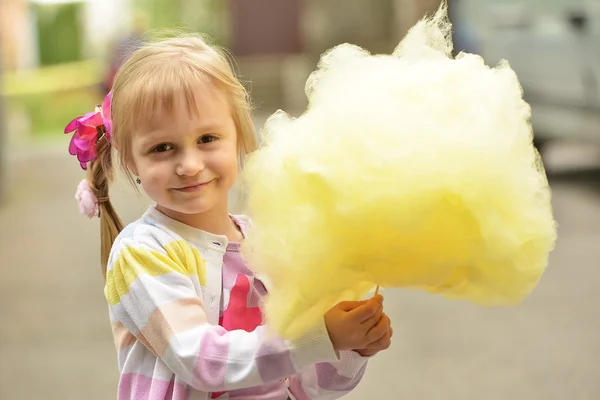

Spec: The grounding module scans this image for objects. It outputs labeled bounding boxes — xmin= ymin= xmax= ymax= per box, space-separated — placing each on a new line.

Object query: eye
xmin=198 ymin=135 xmax=218 ymax=144
xmin=151 ymin=143 xmax=174 ymax=153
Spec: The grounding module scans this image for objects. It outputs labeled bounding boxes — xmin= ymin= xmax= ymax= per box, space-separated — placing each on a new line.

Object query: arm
xmin=288 ymin=351 xmax=370 ymax=400
xmin=287 ymin=300 xmax=393 ymax=399
xmin=104 ymin=236 xmax=339 ymax=393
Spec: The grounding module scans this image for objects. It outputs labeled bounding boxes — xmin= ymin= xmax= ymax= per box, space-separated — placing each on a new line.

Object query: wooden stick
xmin=374 ymin=285 xmax=380 ymax=296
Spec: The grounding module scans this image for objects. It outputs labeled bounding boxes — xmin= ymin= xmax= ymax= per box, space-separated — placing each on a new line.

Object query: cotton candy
xmin=240 ymin=3 xmax=557 ymax=340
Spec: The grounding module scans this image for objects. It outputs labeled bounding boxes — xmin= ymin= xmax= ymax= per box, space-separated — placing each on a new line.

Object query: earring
xmin=136 ymin=177 xmax=141 ymax=184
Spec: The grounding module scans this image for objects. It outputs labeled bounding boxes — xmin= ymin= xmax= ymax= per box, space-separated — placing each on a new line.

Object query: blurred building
xmin=0 ymin=0 xmax=28 ymax=71
xmin=1 ymin=0 xmax=132 ymax=71
xmin=1 ymin=0 xmax=444 ymax=113
xmin=228 ymin=0 xmax=443 ymax=113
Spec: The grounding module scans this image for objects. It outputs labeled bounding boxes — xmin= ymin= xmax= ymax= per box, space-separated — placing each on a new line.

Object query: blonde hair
xmin=88 ymin=34 xmax=257 ymax=278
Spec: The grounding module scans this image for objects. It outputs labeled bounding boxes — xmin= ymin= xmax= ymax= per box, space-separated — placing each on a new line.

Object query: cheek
xmin=226 ymin=162 xmax=239 ymax=183
xmin=225 ymin=153 xmax=240 ymax=181
xmin=145 ymin=164 xmax=170 ymax=182
xmin=134 ymin=157 xmax=169 ymax=182
xmin=226 ymin=152 xmax=239 ymax=173
xmin=212 ymin=145 xmax=239 ymax=175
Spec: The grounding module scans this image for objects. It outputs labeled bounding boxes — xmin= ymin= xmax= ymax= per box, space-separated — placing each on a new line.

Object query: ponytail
xmin=86 ymin=132 xmax=124 ymax=279
xmin=65 ymin=91 xmax=124 ymax=280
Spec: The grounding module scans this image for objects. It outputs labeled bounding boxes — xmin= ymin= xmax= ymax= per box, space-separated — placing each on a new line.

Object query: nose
xmin=175 ymin=149 xmax=205 ymax=176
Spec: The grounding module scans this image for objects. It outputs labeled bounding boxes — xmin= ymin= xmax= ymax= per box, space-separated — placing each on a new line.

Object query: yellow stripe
xmin=105 ymin=240 xmax=207 ymax=306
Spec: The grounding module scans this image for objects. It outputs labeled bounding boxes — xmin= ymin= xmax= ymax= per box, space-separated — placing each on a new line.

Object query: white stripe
xmin=160 ymin=326 xmax=265 ymax=391
xmin=288 ymin=320 xmax=338 ymax=371
xmin=160 ymin=325 xmax=209 ymax=385
xmin=118 ymin=272 xmax=200 ymax=329
xmin=110 ymin=301 xmax=140 ymax=336
xmin=223 ymin=329 xmax=263 ymax=389
xmin=120 ymin=343 xmax=174 ymax=381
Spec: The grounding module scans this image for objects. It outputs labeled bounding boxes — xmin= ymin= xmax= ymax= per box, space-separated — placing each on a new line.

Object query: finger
xmin=389 ymin=326 xmax=394 ymax=339
xmin=360 ymin=304 xmax=383 ymax=330
xmin=336 ymin=300 xmax=369 ymax=312
xmin=365 ymin=314 xmax=390 ymax=343
xmin=347 ymin=298 xmax=381 ymax=323
xmin=337 ymin=294 xmax=383 ymax=312
xmin=371 ymin=294 xmax=384 ymax=304
xmin=363 ymin=323 xmax=392 ymax=349
xmin=357 ymin=348 xmax=378 ymax=357
xmin=364 ymin=332 xmax=391 ymax=351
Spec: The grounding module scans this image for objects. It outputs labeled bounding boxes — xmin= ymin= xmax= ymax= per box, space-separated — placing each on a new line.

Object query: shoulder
xmin=110 ymin=215 xmax=181 ymax=257
xmin=107 ymin=213 xmax=203 ymax=276
xmin=105 ymin=214 xmax=209 ymax=299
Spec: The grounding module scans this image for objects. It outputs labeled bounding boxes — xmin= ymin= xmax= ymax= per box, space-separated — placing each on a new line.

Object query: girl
xmin=67 ymin=35 xmax=392 ymax=400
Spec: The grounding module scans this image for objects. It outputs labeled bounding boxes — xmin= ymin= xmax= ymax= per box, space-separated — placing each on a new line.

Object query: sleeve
xmin=287 ymin=351 xmax=370 ymax=400
xmin=104 ymin=236 xmax=339 ymax=393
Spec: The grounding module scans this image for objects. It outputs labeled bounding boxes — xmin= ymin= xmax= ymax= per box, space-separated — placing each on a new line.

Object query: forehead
xmin=143 ymin=81 xmax=232 ymax=129
xmin=131 ymin=81 xmax=232 ymax=137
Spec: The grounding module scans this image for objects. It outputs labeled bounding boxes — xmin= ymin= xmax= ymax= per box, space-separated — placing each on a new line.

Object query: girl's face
xmin=129 ymin=84 xmax=239 ymax=219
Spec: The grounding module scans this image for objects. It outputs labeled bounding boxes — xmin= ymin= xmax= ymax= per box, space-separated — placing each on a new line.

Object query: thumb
xmin=336 ymin=300 xmax=369 ymax=312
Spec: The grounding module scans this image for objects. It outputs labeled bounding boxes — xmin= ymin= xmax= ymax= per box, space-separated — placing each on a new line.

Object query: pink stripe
xmin=193 ymin=329 xmax=229 ymax=391
xmin=288 ymin=377 xmax=310 ymax=400
xmin=118 ymin=373 xmax=189 ymax=400
xmin=255 ymin=339 xmax=295 ymax=383
xmin=316 ymin=362 xmax=366 ymax=391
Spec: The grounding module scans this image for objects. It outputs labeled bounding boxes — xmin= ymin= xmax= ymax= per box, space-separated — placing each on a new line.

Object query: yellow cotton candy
xmin=240 ymin=3 xmax=557 ymax=340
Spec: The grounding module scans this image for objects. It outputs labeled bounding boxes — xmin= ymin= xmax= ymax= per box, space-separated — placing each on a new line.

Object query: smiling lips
xmin=174 ymin=179 xmax=214 ymax=193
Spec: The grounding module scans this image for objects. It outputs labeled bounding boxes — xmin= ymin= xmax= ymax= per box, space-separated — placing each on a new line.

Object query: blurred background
xmin=1 ymin=0 xmax=599 ymax=399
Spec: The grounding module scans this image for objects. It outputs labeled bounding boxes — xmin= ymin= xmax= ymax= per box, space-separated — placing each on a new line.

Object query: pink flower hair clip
xmin=75 ymin=179 xmax=110 ymax=218
xmin=75 ymin=179 xmax=101 ymax=218
xmin=64 ymin=92 xmax=112 ymax=170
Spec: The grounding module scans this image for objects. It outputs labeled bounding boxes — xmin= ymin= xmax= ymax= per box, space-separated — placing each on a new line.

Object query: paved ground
xmin=1 ymin=138 xmax=599 ymax=400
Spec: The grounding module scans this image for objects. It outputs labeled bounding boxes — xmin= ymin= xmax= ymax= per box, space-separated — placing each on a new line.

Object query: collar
xmin=143 ymin=206 xmax=232 ymax=253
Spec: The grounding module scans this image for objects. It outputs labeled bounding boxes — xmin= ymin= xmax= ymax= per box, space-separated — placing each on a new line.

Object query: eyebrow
xmin=192 ymin=121 xmax=228 ymax=132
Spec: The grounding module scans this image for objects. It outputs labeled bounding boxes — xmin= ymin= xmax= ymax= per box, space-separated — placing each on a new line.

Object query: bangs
xmin=110 ymin=35 xmax=256 ymax=168
xmin=121 ymin=60 xmax=215 ymax=132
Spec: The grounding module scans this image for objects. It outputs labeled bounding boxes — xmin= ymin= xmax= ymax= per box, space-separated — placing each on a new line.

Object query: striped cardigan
xmin=104 ymin=206 xmax=369 ymax=399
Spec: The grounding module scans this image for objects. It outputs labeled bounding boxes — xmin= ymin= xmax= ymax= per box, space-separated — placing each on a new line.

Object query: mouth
xmin=173 ymin=179 xmax=214 ymax=193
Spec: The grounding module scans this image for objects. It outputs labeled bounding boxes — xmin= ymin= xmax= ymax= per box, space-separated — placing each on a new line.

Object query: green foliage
xmin=33 ymin=3 xmax=84 ymax=66
xmin=133 ymin=0 xmax=229 ymax=45
xmin=8 ymin=88 xmax=101 ymax=138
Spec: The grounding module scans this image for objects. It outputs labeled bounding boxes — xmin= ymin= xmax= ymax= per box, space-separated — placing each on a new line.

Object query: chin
xmin=171 ymin=198 xmax=219 ymax=215
xmin=166 ymin=204 xmax=211 ymax=216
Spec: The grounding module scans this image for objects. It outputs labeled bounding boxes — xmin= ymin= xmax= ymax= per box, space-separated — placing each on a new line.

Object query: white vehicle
xmin=451 ymin=0 xmax=600 ymax=154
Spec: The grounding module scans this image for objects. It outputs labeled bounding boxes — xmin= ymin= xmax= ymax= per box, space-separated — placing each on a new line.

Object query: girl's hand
xmin=324 ymin=295 xmax=386 ymax=352
xmin=354 ymin=316 xmax=393 ymax=357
